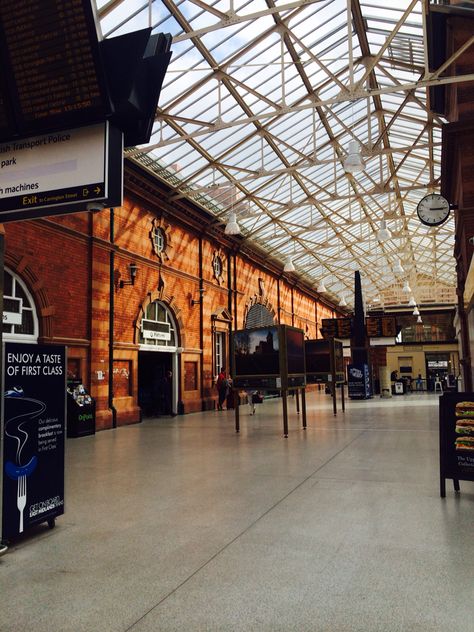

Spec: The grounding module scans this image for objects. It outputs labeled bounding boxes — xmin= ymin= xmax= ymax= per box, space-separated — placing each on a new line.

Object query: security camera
xmin=469 ymin=236 xmax=474 ymax=246
xmin=86 ymin=202 xmax=105 ymax=212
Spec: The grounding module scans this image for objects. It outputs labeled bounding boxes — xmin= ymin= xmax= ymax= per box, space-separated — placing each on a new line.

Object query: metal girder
xmin=97 ymin=0 xmax=474 ymax=307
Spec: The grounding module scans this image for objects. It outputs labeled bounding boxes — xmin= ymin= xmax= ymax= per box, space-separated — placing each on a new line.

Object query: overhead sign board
xmin=320 ymin=318 xmax=352 ymax=339
xmin=141 ymin=319 xmax=171 ymax=341
xmin=366 ymin=316 xmax=397 ymax=338
xmin=0 ymin=122 xmax=123 ymax=221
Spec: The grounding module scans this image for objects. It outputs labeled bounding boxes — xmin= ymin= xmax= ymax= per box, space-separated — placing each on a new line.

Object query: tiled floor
xmin=2 ymin=391 xmax=474 ymax=632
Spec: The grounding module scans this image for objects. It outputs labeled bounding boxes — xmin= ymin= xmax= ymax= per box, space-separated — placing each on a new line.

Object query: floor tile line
xmin=124 ymin=429 xmax=367 ymax=632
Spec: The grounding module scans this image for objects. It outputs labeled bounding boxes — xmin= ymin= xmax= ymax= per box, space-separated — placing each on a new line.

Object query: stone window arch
xmin=139 ymin=299 xmax=179 ymax=349
xmin=245 ymin=303 xmax=275 ymax=329
xmin=2 ymin=267 xmax=39 ymax=343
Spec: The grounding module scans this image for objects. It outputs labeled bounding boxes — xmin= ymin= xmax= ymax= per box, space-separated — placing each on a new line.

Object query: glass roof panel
xmin=99 ymin=0 xmax=469 ymax=308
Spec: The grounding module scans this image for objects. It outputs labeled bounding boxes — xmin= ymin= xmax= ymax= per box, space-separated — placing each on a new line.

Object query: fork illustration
xmin=17 ymin=475 xmax=27 ymax=533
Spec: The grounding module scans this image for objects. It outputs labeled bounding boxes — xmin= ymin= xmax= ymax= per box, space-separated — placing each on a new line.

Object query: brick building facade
xmin=3 ymin=161 xmax=339 ymax=430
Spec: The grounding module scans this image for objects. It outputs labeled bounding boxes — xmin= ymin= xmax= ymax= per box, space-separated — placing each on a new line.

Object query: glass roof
xmin=95 ymin=0 xmax=474 ymax=309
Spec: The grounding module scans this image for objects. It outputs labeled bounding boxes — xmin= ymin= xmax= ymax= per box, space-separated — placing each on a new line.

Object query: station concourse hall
xmin=1 ymin=1 xmax=474 ymax=632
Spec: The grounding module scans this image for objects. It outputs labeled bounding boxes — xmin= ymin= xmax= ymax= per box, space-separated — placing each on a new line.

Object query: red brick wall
xmin=2 ymin=174 xmax=340 ymax=428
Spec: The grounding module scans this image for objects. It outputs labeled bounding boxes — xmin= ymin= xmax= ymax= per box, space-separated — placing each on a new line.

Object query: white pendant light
xmin=343 ymin=141 xmax=365 ymax=173
xmin=377 ymin=219 xmax=391 ymax=242
xmin=224 ymin=212 xmax=240 ymax=235
xmin=413 ymin=307 xmax=420 ymax=316
xmin=283 ymin=255 xmax=295 ymax=272
xmin=339 ymin=295 xmax=347 ymax=307
xmin=394 ymin=258 xmax=404 ymax=275
xmin=402 ymin=280 xmax=411 ymax=293
xmin=317 ymin=279 xmax=327 ymax=293
xmin=417 ymin=315 xmax=423 ymax=324
xmin=408 ymin=296 xmax=417 ymax=307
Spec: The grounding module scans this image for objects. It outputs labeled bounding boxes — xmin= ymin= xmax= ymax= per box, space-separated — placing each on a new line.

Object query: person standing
xmin=416 ymin=373 xmax=423 ymax=391
xmin=163 ymin=370 xmax=174 ymax=415
xmin=216 ymin=367 xmax=229 ymax=411
xmin=226 ymin=374 xmax=235 ymax=410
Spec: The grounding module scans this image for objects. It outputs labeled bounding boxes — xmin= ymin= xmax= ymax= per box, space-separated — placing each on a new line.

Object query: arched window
xmin=2 ymin=268 xmax=39 ymax=342
xmin=245 ymin=303 xmax=275 ymax=329
xmin=139 ymin=300 xmax=178 ymax=349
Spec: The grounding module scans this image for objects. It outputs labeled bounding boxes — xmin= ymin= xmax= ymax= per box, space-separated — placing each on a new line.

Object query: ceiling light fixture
xmin=377 ymin=219 xmax=391 ymax=242
xmin=283 ymin=255 xmax=295 ymax=272
xmin=343 ymin=141 xmax=365 ymax=174
xmin=408 ymin=296 xmax=417 ymax=307
xmin=394 ymin=258 xmax=404 ymax=275
xmin=417 ymin=315 xmax=423 ymax=324
xmin=317 ymin=279 xmax=327 ymax=293
xmin=402 ymin=280 xmax=411 ymax=293
xmin=413 ymin=307 xmax=420 ymax=316
xmin=224 ymin=211 xmax=240 ymax=235
xmin=339 ymin=295 xmax=347 ymax=307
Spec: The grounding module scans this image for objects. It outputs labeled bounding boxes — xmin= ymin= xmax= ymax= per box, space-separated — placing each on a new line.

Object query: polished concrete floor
xmin=2 ymin=391 xmax=474 ymax=632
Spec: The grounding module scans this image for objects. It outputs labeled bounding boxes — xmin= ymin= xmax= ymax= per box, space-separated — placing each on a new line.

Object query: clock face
xmin=416 ymin=194 xmax=450 ymax=226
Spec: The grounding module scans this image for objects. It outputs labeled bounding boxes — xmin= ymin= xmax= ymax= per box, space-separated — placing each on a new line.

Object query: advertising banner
xmin=439 ymin=393 xmax=474 ymax=497
xmin=347 ymin=364 xmax=371 ymax=399
xmin=1 ymin=343 xmax=66 ymax=540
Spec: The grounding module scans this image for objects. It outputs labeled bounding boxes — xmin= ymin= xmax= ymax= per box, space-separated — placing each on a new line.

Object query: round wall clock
xmin=416 ymin=194 xmax=450 ymax=227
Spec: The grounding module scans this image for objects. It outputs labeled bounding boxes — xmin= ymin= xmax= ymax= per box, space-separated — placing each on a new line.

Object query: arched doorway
xmin=2 ymin=267 xmax=39 ymax=343
xmin=137 ymin=300 xmax=179 ymax=416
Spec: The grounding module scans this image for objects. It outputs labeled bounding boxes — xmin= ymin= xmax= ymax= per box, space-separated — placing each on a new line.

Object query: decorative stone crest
xmin=150 ymin=217 xmax=172 ymax=262
xmin=212 ymin=249 xmax=225 ymax=285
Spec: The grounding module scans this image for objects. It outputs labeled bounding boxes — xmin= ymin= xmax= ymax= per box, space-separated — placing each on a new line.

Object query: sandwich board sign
xmin=439 ymin=393 xmax=474 ymax=497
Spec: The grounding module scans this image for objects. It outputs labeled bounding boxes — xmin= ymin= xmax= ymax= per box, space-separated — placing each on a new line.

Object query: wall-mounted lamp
xmin=190 ymin=288 xmax=205 ymax=306
xmin=119 ymin=263 xmax=139 ymax=288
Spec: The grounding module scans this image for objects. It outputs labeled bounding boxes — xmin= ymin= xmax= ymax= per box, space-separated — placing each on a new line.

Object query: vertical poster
xmin=439 ymin=393 xmax=474 ymax=495
xmin=2 ymin=343 xmax=66 ymax=540
xmin=347 ymin=364 xmax=371 ymax=399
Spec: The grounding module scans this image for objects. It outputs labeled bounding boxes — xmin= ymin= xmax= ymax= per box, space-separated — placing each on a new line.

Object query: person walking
xmin=216 ymin=367 xmax=229 ymax=411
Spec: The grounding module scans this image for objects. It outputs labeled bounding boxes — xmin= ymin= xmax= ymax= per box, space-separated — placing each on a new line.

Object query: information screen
xmin=366 ymin=316 xmax=397 ymax=338
xmin=321 ymin=318 xmax=352 ymax=339
xmin=0 ymin=0 xmax=109 ymax=139
xmin=0 ymin=87 xmax=11 ymax=135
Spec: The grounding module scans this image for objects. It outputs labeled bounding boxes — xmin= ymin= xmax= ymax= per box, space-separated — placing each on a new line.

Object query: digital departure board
xmin=366 ymin=316 xmax=397 ymax=338
xmin=320 ymin=318 xmax=352 ymax=339
xmin=0 ymin=0 xmax=109 ymax=141
xmin=0 ymin=89 xmax=10 ymax=135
